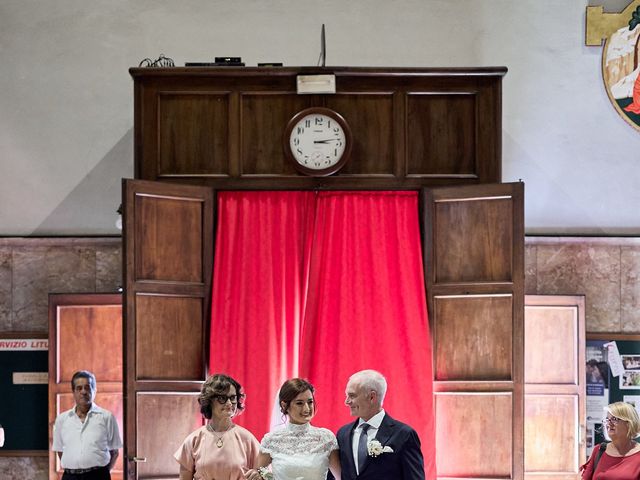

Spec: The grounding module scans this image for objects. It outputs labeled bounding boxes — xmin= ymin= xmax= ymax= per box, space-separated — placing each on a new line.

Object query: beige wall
xmin=1 ymin=1 xmax=640 ymax=236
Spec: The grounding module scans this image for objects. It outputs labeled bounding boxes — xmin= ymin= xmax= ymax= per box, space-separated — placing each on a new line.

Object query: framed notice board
xmin=607 ymin=339 xmax=640 ymax=404
xmin=0 ymin=333 xmax=48 ymax=455
xmin=585 ymin=334 xmax=640 ymax=457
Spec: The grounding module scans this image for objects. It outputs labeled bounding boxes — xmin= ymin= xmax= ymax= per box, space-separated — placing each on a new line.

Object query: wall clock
xmin=283 ymin=107 xmax=352 ymax=176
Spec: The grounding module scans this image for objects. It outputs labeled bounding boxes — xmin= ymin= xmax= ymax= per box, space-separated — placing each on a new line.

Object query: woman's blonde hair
xmin=607 ymin=402 xmax=640 ymax=439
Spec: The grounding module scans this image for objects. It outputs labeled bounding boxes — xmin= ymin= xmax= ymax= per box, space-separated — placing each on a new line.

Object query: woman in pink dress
xmin=174 ymin=374 xmax=260 ymax=480
xmin=581 ymin=402 xmax=640 ymax=479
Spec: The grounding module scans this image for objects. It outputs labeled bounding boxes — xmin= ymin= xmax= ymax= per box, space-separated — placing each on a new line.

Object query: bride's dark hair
xmin=279 ymin=378 xmax=316 ymax=415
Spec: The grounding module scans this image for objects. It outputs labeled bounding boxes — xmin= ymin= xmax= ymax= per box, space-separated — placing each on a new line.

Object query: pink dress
xmin=174 ymin=425 xmax=260 ymax=480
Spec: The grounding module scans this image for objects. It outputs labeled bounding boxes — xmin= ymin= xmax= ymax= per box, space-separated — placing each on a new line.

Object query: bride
xmin=245 ymin=378 xmax=341 ymax=480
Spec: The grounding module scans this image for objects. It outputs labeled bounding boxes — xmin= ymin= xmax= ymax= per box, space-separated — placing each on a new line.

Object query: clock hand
xmin=314 ymin=139 xmax=338 ymax=144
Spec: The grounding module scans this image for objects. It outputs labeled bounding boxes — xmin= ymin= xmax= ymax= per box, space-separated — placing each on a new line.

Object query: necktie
xmin=357 ymin=423 xmax=370 ymax=473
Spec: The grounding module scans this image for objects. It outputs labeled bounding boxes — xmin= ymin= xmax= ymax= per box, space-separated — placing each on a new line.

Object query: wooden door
xmin=123 ymin=179 xmax=214 ymax=480
xmin=124 ymin=180 xmax=524 ymax=479
xmin=423 ymin=182 xmax=525 ymax=480
xmin=524 ymin=295 xmax=586 ymax=480
xmin=48 ymin=293 xmax=123 ymax=480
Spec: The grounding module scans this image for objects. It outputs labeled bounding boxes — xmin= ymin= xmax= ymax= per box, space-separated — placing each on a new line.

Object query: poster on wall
xmin=586 ymin=338 xmax=640 ymax=457
xmin=608 ymin=341 xmax=640 ymax=409
xmin=586 ymin=340 xmax=609 ymax=456
xmin=620 ymin=355 xmax=640 ymax=388
xmin=586 ymin=1 xmax=640 ymax=132
xmin=623 ymin=395 xmax=640 ymax=418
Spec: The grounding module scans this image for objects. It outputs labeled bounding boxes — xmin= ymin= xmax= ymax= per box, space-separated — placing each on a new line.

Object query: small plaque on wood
xmin=12 ymin=372 xmax=48 ymax=384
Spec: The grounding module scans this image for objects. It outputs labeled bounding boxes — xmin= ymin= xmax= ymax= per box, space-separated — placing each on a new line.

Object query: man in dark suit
xmin=336 ymin=370 xmax=425 ymax=480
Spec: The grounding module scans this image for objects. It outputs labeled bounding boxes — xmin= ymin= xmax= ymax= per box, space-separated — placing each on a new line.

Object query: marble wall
xmin=0 ymin=237 xmax=121 ymax=480
xmin=525 ymin=237 xmax=640 ymax=333
xmin=0 ymin=455 xmax=48 ymax=479
xmin=0 ymin=237 xmax=122 ymax=332
xmin=2 ymin=235 xmax=639 ymax=478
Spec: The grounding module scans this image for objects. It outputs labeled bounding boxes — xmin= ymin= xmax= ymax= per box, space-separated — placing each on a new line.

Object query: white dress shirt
xmin=52 ymin=403 xmax=122 ymax=469
xmin=352 ymin=409 xmax=386 ymax=474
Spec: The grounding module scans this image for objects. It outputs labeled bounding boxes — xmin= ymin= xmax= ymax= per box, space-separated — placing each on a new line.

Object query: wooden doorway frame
xmin=48 ymin=293 xmax=123 ymax=480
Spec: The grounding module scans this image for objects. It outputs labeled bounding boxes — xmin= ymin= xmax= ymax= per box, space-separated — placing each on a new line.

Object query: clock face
xmin=284 ymin=108 xmax=352 ymax=176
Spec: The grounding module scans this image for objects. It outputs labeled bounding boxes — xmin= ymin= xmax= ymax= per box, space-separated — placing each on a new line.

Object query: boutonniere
xmin=367 ymin=439 xmax=394 ymax=457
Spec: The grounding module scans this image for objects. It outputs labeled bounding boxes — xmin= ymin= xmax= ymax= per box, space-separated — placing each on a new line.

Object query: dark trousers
xmin=62 ymin=466 xmax=110 ymax=480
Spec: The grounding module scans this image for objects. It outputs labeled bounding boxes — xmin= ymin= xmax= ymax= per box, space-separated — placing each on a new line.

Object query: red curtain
xmin=209 ymin=191 xmax=316 ymax=432
xmin=210 ymin=191 xmax=435 ymax=478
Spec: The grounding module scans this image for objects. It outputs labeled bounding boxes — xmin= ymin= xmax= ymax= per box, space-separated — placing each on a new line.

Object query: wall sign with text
xmin=0 ymin=337 xmax=48 ymax=453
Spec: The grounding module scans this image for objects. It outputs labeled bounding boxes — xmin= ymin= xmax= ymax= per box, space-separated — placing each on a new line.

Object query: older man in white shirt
xmin=52 ymin=370 xmax=122 ymax=480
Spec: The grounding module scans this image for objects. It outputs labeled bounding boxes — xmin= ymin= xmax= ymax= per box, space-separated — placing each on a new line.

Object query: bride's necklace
xmin=206 ymin=422 xmax=234 ymax=448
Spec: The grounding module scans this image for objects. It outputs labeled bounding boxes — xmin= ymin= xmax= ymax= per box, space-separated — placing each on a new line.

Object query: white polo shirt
xmin=52 ymin=403 xmax=122 ymax=469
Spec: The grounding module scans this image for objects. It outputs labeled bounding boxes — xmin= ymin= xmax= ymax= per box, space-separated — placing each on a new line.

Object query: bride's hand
xmin=242 ymin=468 xmax=261 ymax=480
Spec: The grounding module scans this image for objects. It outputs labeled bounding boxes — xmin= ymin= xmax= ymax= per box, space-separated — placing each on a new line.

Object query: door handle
xmin=130 ymin=457 xmax=147 ymax=462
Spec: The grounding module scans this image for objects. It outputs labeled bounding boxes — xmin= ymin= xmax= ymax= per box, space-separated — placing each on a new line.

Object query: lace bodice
xmin=261 ymin=422 xmax=338 ymax=480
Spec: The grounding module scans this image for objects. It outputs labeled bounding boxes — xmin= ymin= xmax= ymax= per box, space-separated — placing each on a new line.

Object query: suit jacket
xmin=336 ymin=413 xmax=425 ymax=480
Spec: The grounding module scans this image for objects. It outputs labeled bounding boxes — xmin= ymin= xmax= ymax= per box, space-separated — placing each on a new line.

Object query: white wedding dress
xmin=261 ymin=422 xmax=338 ymax=480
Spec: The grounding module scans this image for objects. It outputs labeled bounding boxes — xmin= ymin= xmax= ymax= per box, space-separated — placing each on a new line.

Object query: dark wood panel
xmin=326 ymin=93 xmax=395 ymax=174
xmin=158 ymin=93 xmax=230 ymax=176
xmin=433 ymin=381 xmax=517 ymax=393
xmin=407 ymin=93 xmax=476 ymax=176
xmin=476 ymin=80 xmax=502 ymax=182
xmin=136 ymin=393 xmax=201 ymax=479
xmin=435 ymin=393 xmax=512 ymax=477
xmin=134 ymin=193 xmax=204 ymax=284
xmin=434 ymin=295 xmax=513 ymax=381
xmin=131 ymin=67 xmax=505 ymax=185
xmin=57 ymin=305 xmax=122 ymax=383
xmin=124 ymin=180 xmax=214 ymax=480
xmin=423 ymin=182 xmax=524 ymax=480
xmin=433 ymin=195 xmax=513 ymax=284
xmin=240 ymin=93 xmax=310 ymax=174
xmin=135 ymin=295 xmax=204 ymax=380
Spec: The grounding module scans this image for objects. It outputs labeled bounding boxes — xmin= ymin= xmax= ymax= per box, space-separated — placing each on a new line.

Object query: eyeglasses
xmin=213 ymin=394 xmax=242 ymax=405
xmin=603 ymin=415 xmax=624 ymax=426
